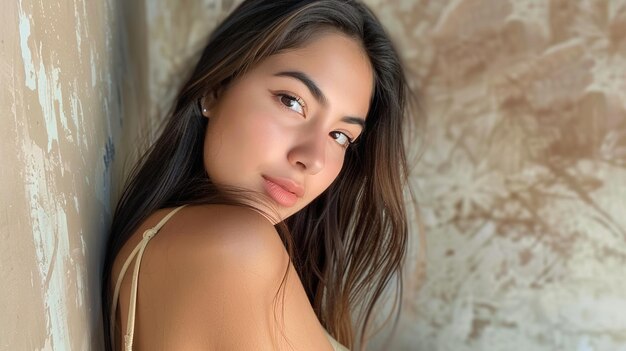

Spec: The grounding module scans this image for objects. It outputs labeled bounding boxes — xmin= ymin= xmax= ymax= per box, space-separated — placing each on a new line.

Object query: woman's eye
xmin=279 ymin=94 xmax=305 ymax=115
xmin=330 ymin=131 xmax=353 ymax=148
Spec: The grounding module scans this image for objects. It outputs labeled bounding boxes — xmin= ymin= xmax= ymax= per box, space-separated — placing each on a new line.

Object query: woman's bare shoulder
xmin=149 ymin=204 xmax=287 ymax=272
xmin=125 ymin=204 xmax=332 ymax=350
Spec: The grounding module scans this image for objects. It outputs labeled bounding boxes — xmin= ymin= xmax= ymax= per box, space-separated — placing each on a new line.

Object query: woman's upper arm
xmin=140 ymin=206 xmax=335 ymax=350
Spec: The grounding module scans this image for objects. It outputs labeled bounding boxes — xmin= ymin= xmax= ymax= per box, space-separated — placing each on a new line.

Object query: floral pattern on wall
xmin=367 ymin=0 xmax=626 ymax=350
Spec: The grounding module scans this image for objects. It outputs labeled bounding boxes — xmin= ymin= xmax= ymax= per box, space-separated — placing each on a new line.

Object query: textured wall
xmin=375 ymin=0 xmax=626 ymax=350
xmin=0 ymin=0 xmax=138 ymax=349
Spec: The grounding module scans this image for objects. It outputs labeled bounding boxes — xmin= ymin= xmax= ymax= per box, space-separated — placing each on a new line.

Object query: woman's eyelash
xmin=276 ymin=93 xmax=306 ymax=114
xmin=330 ymin=131 xmax=355 ymax=148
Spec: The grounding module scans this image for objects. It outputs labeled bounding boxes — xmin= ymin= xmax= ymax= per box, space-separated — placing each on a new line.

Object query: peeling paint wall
xmin=1 ymin=0 xmax=139 ymax=349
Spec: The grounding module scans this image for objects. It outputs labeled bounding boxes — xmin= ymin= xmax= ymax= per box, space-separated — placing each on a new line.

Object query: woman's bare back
xmin=110 ymin=204 xmax=342 ymax=350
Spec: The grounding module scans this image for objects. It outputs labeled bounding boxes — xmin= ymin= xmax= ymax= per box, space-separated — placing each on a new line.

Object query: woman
xmin=102 ymin=0 xmax=418 ymax=350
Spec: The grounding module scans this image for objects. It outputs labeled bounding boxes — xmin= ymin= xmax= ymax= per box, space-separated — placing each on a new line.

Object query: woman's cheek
xmin=247 ymin=109 xmax=291 ymax=141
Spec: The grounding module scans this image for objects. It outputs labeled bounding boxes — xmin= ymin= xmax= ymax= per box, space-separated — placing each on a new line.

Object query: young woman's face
xmin=202 ymin=32 xmax=374 ymax=221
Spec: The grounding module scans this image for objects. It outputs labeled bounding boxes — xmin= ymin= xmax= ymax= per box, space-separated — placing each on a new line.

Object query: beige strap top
xmin=110 ymin=204 xmax=349 ymax=351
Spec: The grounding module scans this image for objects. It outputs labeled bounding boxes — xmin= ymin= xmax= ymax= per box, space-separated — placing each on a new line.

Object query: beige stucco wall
xmin=0 ymin=0 xmax=148 ymax=349
xmin=3 ymin=0 xmax=626 ymax=350
xmin=377 ymin=1 xmax=626 ymax=350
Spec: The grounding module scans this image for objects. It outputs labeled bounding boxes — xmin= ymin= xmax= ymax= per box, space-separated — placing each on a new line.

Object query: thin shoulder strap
xmin=110 ymin=204 xmax=188 ymax=351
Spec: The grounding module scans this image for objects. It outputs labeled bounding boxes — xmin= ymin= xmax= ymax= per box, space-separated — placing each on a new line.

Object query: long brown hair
xmin=102 ymin=1 xmax=419 ymax=350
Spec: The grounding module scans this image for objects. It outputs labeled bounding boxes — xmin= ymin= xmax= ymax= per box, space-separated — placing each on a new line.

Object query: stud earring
xmin=202 ymin=107 xmax=208 ymax=113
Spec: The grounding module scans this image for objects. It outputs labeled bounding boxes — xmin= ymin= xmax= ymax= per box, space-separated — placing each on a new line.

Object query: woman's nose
xmin=287 ymin=132 xmax=326 ymax=175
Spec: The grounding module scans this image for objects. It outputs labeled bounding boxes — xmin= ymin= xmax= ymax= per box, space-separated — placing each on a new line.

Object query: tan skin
xmin=111 ymin=33 xmax=373 ymax=350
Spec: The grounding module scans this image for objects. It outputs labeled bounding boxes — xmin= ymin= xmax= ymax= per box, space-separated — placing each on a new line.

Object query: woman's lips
xmin=262 ymin=176 xmax=302 ymax=207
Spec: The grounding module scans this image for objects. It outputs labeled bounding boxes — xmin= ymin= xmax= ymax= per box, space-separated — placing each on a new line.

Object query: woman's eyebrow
xmin=273 ymin=70 xmax=366 ymax=128
xmin=274 ymin=70 xmax=327 ymax=105
xmin=342 ymin=116 xmax=365 ymax=130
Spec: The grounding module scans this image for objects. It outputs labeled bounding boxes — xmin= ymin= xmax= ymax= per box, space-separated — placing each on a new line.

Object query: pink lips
xmin=262 ymin=175 xmax=304 ymax=207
